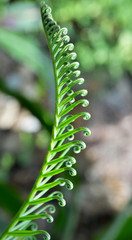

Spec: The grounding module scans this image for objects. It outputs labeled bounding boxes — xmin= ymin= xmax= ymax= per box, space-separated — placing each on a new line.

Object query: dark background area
xmin=0 ymin=0 xmax=132 ymax=239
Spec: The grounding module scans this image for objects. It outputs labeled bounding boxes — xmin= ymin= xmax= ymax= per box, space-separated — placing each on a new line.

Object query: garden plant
xmin=0 ymin=1 xmax=91 ymax=239
xmin=1 ymin=0 xmax=132 ymax=240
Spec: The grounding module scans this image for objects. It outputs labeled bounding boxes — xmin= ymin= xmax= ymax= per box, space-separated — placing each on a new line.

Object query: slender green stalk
xmin=0 ymin=1 xmax=91 ymax=240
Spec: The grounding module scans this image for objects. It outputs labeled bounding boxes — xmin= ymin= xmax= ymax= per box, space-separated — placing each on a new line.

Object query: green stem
xmin=0 ymin=8 xmax=60 ymax=240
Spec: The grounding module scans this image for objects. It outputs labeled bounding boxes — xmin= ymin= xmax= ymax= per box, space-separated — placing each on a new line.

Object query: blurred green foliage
xmin=0 ymin=0 xmax=132 ymax=86
xmin=52 ymin=0 xmax=132 ymax=78
xmin=0 ymin=154 xmax=14 ymax=182
xmin=0 ymin=183 xmax=22 ymax=215
xmin=0 ymin=28 xmax=52 ymax=80
xmin=100 ymin=201 xmax=132 ymax=240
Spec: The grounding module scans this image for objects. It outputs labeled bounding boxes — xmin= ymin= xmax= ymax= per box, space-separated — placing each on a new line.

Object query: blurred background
xmin=0 ymin=0 xmax=132 ymax=239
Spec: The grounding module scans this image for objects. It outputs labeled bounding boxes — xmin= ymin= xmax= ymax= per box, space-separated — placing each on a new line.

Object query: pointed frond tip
xmin=0 ymin=2 xmax=91 ymax=240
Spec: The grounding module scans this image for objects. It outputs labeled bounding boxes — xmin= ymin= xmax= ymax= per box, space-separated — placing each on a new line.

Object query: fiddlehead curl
xmin=0 ymin=1 xmax=91 ymax=240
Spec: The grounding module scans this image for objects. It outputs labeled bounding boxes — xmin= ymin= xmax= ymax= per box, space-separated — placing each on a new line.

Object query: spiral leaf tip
xmin=0 ymin=2 xmax=91 ymax=240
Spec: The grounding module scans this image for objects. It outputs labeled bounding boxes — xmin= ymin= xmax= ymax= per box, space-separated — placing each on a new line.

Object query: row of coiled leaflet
xmin=0 ymin=2 xmax=91 ymax=240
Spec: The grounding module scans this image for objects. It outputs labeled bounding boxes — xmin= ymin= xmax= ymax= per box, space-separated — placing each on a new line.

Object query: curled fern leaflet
xmin=0 ymin=1 xmax=91 ymax=240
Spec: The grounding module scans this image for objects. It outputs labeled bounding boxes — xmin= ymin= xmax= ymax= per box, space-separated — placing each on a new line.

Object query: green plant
xmin=0 ymin=1 xmax=90 ymax=240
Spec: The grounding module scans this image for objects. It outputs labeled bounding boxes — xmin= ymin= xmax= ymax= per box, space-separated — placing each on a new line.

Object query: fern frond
xmin=0 ymin=1 xmax=91 ymax=240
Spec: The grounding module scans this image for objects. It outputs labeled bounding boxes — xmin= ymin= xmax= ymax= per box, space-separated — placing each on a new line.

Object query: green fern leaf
xmin=0 ymin=1 xmax=91 ymax=240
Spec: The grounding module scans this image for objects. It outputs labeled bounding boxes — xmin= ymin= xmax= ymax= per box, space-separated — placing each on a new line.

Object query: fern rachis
xmin=0 ymin=1 xmax=91 ymax=240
